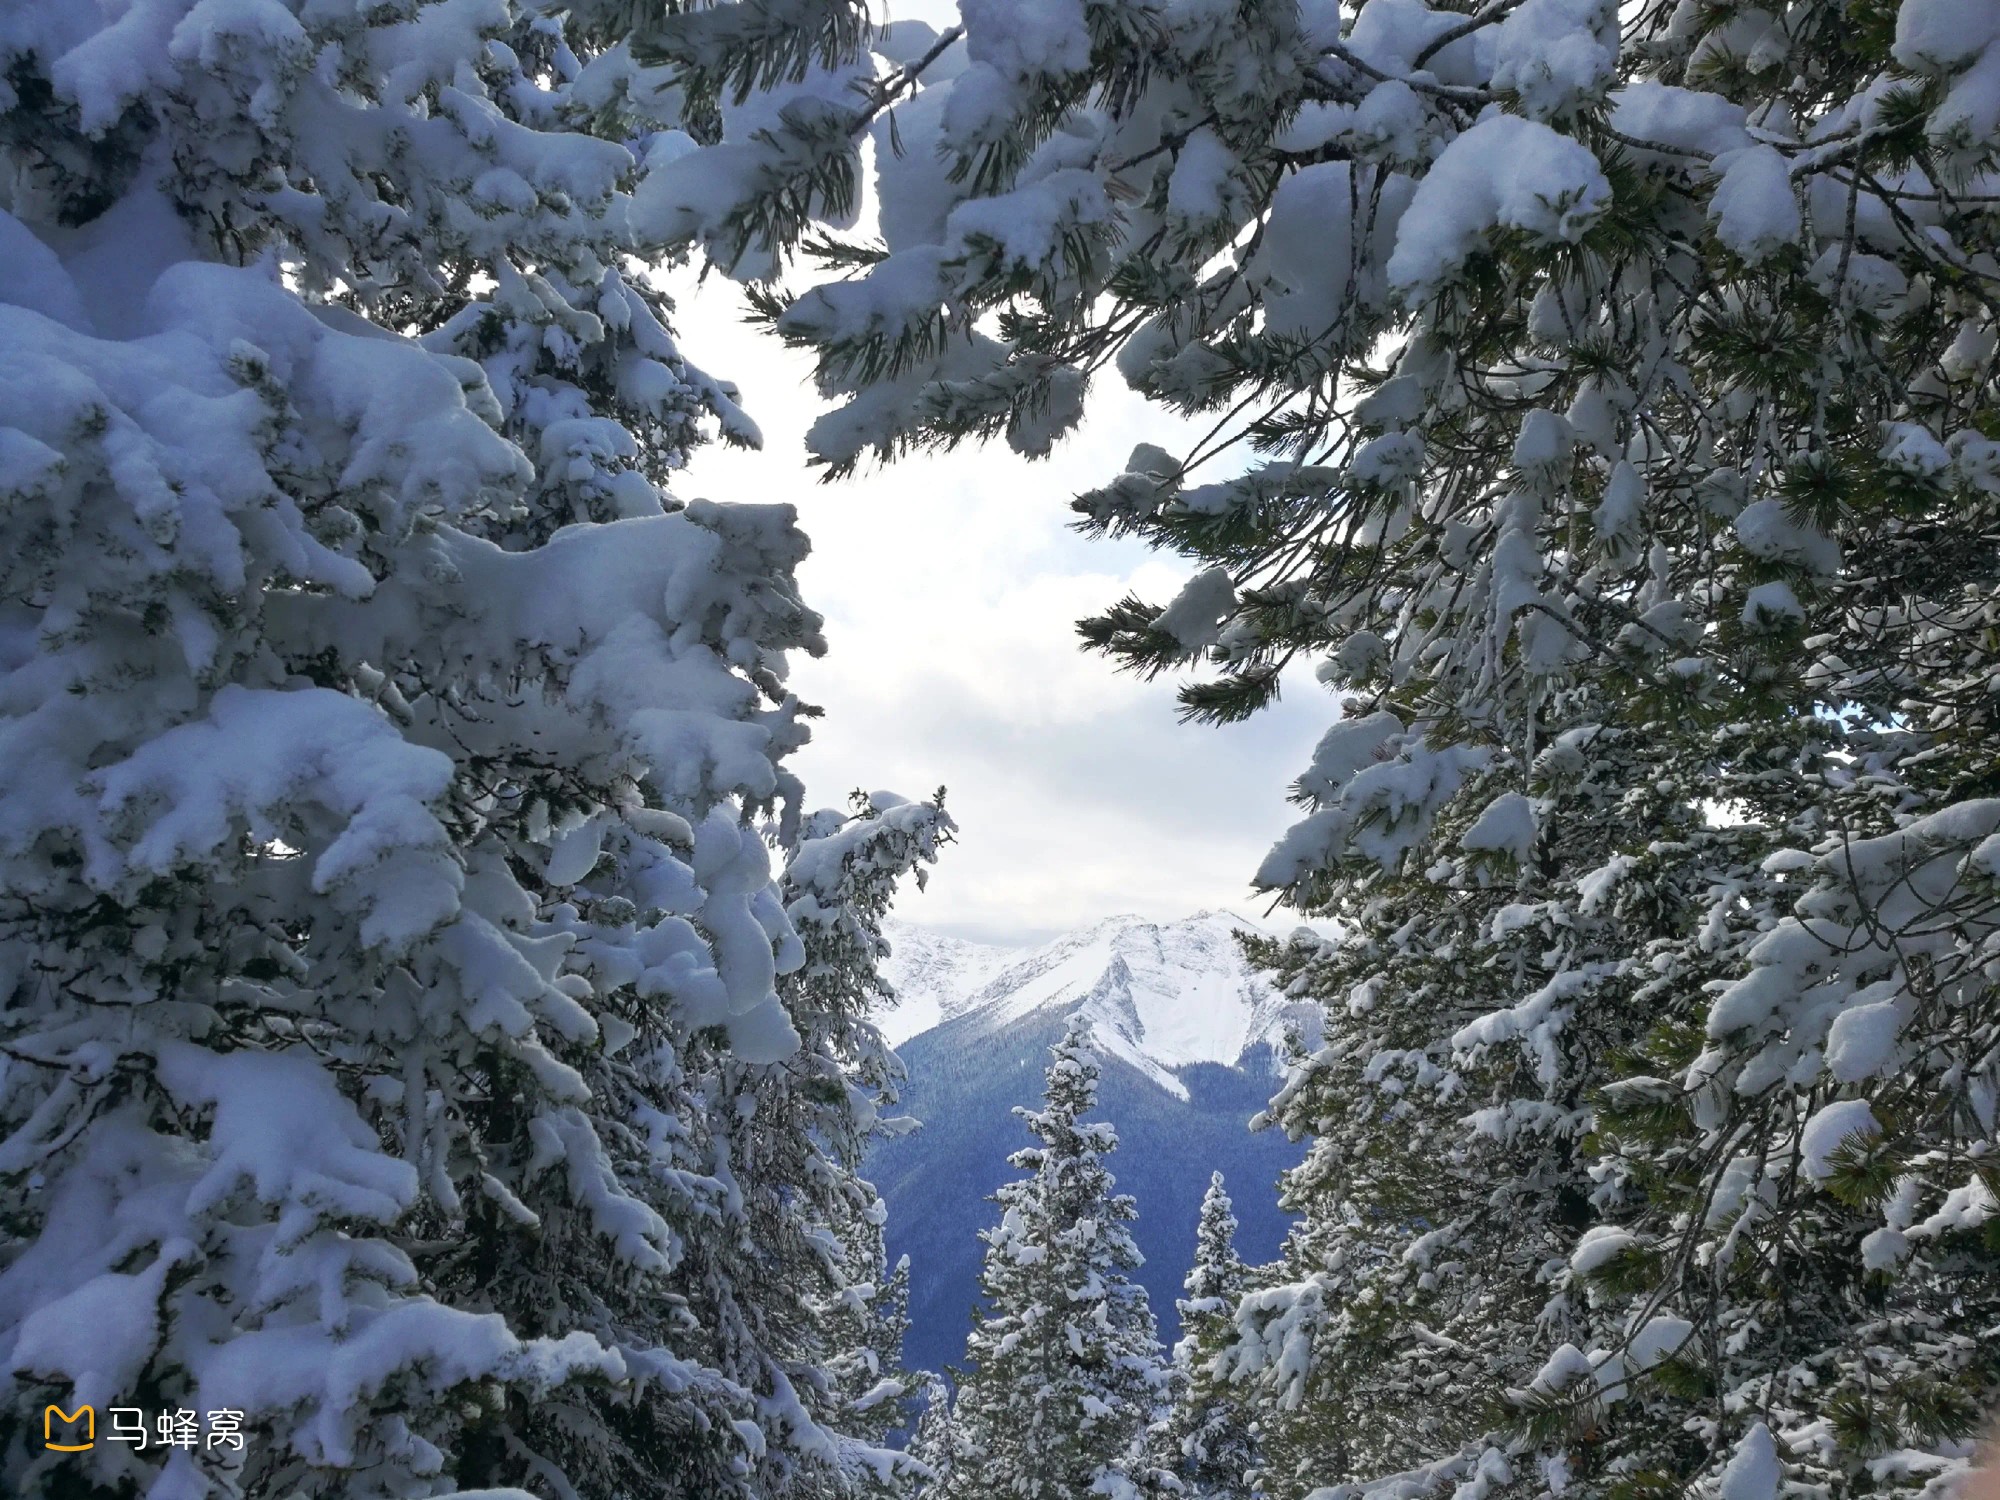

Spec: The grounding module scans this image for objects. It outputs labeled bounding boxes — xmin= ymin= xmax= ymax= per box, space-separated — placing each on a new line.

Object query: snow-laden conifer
xmin=732 ymin=788 xmax=955 ymax=1493
xmin=1223 ymin=696 xmax=1730 ymax=1493
xmin=732 ymin=0 xmax=2000 ymax=1495
xmin=938 ymin=1020 xmax=1167 ymax=1500
xmin=826 ymin=1251 xmax=916 ymax=1450
xmin=909 ymin=1372 xmax=976 ymax=1495
xmin=0 ymin=2 xmax=950 ymax=1496
xmin=1151 ymin=1172 xmax=1258 ymax=1499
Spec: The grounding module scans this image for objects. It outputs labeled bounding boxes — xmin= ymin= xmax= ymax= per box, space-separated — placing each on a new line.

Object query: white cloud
xmin=661 ymin=30 xmax=1339 ymax=941
xmin=668 ymin=281 xmax=1335 ymax=945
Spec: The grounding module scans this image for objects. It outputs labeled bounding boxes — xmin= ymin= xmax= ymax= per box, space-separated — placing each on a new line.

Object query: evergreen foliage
xmin=935 ymin=1020 xmax=1168 ymax=1500
xmin=910 ymin=1371 xmax=977 ymax=1494
xmin=874 ymin=929 xmax=1310 ymax=1378
xmin=0 ymin=2 xmax=938 ymax=1497
xmin=1152 ymin=1172 xmax=1260 ymax=1499
xmin=738 ymin=1 xmax=2000 ymax=1497
xmin=774 ymin=790 xmax=959 ymax=1485
xmin=8 ymin=0 xmax=2000 ymax=1494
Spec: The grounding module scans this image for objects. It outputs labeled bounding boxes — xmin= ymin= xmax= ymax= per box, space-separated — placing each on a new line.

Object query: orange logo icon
xmin=45 ymin=1404 xmax=94 ymax=1451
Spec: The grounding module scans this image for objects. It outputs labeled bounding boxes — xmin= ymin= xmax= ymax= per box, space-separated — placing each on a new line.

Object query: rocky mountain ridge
xmin=879 ymin=911 xmax=1316 ymax=1095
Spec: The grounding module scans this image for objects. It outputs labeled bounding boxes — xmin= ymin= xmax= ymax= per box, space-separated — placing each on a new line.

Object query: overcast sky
xmin=666 ymin=7 xmax=1338 ymax=946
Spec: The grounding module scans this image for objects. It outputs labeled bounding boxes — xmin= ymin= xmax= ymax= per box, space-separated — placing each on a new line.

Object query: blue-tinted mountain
xmin=870 ymin=913 xmax=1315 ymax=1375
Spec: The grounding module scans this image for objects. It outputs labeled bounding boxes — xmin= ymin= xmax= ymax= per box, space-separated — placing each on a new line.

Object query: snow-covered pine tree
xmin=707 ymin=788 xmax=953 ymax=1493
xmin=827 ymin=1251 xmax=916 ymax=1449
xmin=1220 ymin=692 xmax=1792 ymax=1497
xmin=909 ymin=1371 xmax=976 ymax=1495
xmin=731 ymin=2 xmax=2000 ymax=1497
xmin=1152 ymin=1172 xmax=1258 ymax=1499
xmin=0 ymin=3 xmax=942 ymax=1497
xmin=939 ymin=1019 xmax=1166 ymax=1500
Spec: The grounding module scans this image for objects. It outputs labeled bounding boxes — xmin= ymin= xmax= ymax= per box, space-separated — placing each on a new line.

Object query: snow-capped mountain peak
xmin=876 ymin=923 xmax=1021 ymax=1043
xmin=879 ymin=912 xmax=1313 ymax=1100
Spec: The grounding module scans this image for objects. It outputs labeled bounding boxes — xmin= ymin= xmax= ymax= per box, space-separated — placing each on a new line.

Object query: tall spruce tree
xmin=939 ymin=1020 xmax=1167 ymax=1500
xmin=910 ymin=1371 xmax=976 ymax=1495
xmin=715 ymin=1 xmax=2000 ymax=1497
xmin=0 ymin=2 xmax=951 ymax=1497
xmin=1153 ymin=1172 xmax=1259 ymax=1499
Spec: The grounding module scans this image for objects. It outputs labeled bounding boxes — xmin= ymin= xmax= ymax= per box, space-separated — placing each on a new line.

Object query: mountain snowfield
xmin=878 ymin=911 xmax=1315 ymax=1095
xmin=870 ymin=912 xmax=1317 ymax=1371
xmin=872 ymin=925 xmax=1020 ymax=1044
